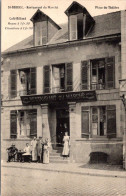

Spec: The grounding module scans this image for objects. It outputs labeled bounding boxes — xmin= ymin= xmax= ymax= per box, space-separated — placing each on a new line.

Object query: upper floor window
xmin=69 ymin=13 xmax=84 ymax=40
xmin=19 ymin=68 xmax=36 ymax=96
xmin=52 ymin=64 xmax=65 ymax=93
xmin=81 ymin=57 xmax=115 ymax=90
xmin=35 ymin=21 xmax=47 ymax=46
xmin=10 ymin=68 xmax=36 ymax=98
xmin=65 ymin=1 xmax=95 ymax=41
xmin=31 ymin=9 xmax=61 ymax=46
xmin=91 ymin=59 xmax=105 ymax=90
xmin=43 ymin=63 xmax=73 ymax=94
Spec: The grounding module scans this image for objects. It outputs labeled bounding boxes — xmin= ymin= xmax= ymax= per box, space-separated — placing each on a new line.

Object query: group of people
xmin=6 ymin=137 xmax=50 ymax=164
xmin=6 ymin=132 xmax=70 ymax=163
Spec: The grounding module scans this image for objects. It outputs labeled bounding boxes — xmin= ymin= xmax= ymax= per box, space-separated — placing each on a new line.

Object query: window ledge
xmin=75 ymin=137 xmax=122 ymax=142
xmin=3 ymin=138 xmax=32 ymax=141
xmin=96 ymin=88 xmax=119 ymax=94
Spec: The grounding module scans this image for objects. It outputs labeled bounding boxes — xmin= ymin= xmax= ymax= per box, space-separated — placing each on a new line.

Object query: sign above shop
xmin=21 ymin=91 xmax=97 ymax=105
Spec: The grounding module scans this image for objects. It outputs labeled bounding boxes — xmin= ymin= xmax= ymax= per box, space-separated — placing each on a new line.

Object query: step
xmin=50 ymin=151 xmax=62 ymax=155
xmin=50 ymin=156 xmax=62 ymax=159
xmin=49 ymin=159 xmax=70 ymax=164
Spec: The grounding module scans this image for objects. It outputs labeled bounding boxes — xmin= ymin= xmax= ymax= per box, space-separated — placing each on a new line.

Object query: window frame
xmin=81 ymin=105 xmax=116 ymax=139
xmin=34 ymin=21 xmax=48 ymax=46
xmin=91 ymin=106 xmax=107 ymax=138
xmin=90 ymin=58 xmax=106 ymax=90
xmin=90 ymin=57 xmax=115 ymax=90
xmin=10 ymin=109 xmax=37 ymax=139
xmin=18 ymin=67 xmax=36 ymax=96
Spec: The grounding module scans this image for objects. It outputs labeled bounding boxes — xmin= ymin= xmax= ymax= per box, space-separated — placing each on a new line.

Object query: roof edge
xmin=2 ymin=33 xmax=121 ymax=57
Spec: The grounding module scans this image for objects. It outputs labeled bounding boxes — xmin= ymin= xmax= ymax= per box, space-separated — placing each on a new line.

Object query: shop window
xmin=10 ymin=110 xmax=37 ymax=139
xmin=19 ymin=110 xmax=37 ymax=137
xmin=19 ymin=111 xmax=28 ymax=137
xmin=90 ymin=57 xmax=115 ymax=90
xmin=81 ymin=105 xmax=116 ymax=138
xmin=91 ymin=106 xmax=107 ymax=137
xmin=19 ymin=68 xmax=36 ymax=96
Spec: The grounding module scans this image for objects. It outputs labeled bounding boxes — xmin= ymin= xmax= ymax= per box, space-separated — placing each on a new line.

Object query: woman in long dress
xmin=43 ymin=138 xmax=50 ymax=164
xmin=31 ymin=137 xmax=38 ymax=162
xmin=62 ymin=132 xmax=70 ymax=158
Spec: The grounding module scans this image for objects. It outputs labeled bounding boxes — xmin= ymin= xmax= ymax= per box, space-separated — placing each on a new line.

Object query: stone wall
xmin=70 ymin=140 xmax=123 ymax=164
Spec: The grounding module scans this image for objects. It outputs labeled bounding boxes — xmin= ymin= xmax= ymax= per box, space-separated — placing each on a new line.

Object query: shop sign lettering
xmin=21 ymin=91 xmax=96 ymax=105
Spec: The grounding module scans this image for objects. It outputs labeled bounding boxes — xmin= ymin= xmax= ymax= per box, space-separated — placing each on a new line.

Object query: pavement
xmin=1 ymin=167 xmax=126 ymax=196
xmin=1 ymin=161 xmax=126 ymax=178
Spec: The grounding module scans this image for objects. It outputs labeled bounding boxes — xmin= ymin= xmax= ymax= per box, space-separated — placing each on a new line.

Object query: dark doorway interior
xmin=56 ymin=109 xmax=69 ymax=146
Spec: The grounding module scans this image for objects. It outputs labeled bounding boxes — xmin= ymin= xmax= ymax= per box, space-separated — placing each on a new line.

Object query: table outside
xmin=17 ymin=151 xmax=25 ymax=162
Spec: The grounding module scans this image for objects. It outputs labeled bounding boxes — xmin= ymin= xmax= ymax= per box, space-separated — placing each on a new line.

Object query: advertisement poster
xmin=1 ymin=0 xmax=126 ymax=195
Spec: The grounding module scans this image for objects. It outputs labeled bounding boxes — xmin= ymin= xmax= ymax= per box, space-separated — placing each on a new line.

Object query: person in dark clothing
xmin=37 ymin=137 xmax=44 ymax=163
xmin=6 ymin=144 xmax=18 ymax=162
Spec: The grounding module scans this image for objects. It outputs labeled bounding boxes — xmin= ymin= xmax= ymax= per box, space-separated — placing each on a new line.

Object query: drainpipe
xmin=121 ymin=94 xmax=126 ymax=170
xmin=120 ymin=10 xmax=126 ymax=170
xmin=124 ymin=104 xmax=126 ymax=170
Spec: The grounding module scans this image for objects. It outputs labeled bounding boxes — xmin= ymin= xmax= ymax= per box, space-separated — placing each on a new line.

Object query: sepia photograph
xmin=1 ymin=0 xmax=126 ymax=195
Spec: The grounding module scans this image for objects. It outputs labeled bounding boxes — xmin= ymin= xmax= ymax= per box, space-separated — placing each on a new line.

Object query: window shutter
xmin=42 ymin=21 xmax=47 ymax=45
xmin=30 ymin=68 xmax=36 ymax=95
xmin=35 ymin=22 xmax=42 ymax=46
xmin=10 ymin=111 xmax=17 ymax=138
xmin=10 ymin=70 xmax=17 ymax=98
xmin=29 ymin=110 xmax=37 ymax=137
xmin=107 ymin=105 xmax=116 ymax=138
xmin=81 ymin=61 xmax=88 ymax=90
xmin=69 ymin=15 xmax=77 ymax=40
xmin=105 ymin=57 xmax=115 ymax=89
xmin=66 ymin=63 xmax=73 ymax=91
xmin=81 ymin=106 xmax=90 ymax=138
xmin=43 ymin=65 xmax=50 ymax=93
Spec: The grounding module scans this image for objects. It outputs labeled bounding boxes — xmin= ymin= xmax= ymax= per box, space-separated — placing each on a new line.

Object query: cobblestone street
xmin=1 ymin=166 xmax=126 ymax=196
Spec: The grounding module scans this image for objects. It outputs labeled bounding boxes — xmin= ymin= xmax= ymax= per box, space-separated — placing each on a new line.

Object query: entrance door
xmin=56 ymin=109 xmax=69 ymax=146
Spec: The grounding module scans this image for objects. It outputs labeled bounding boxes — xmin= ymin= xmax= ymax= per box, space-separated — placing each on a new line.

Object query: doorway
xmin=56 ymin=109 xmax=69 ymax=146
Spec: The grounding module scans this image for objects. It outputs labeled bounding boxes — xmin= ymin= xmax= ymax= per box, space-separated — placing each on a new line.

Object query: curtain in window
xmin=52 ymin=66 xmax=60 ymax=93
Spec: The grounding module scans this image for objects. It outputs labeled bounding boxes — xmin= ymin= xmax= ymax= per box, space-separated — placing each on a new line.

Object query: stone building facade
xmin=1 ymin=2 xmax=126 ymax=164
